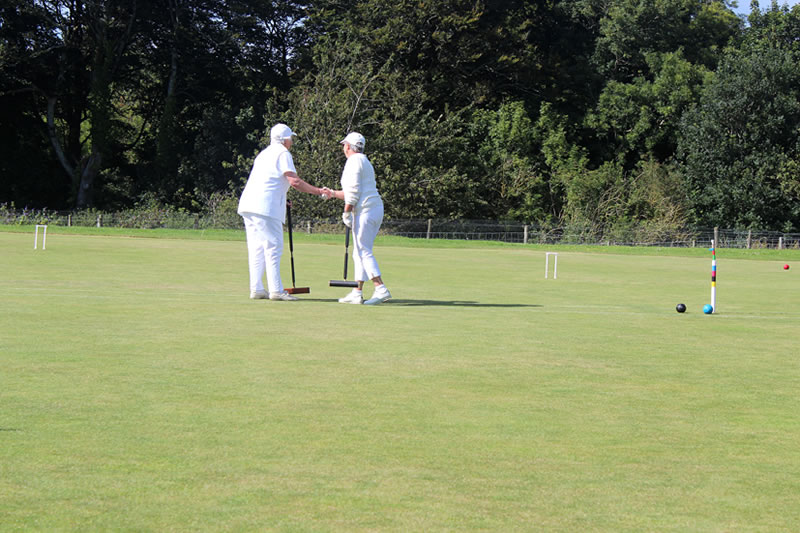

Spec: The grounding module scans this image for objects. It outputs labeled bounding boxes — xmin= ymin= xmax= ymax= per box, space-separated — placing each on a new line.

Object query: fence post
xmin=426 ymin=219 xmax=432 ymax=240
xmin=68 ymin=214 xmax=72 ymax=227
xmin=97 ymin=214 xmax=102 ymax=228
xmin=779 ymin=236 xmax=784 ymax=250
xmin=523 ymin=225 xmax=529 ymax=244
xmin=714 ymin=227 xmax=719 ymax=248
xmin=747 ymin=230 xmax=752 ymax=249
xmin=307 ymin=221 xmax=312 ymax=234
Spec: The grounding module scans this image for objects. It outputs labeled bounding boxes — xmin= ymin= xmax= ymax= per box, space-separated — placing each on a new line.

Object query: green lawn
xmin=2 ymin=228 xmax=799 ymax=531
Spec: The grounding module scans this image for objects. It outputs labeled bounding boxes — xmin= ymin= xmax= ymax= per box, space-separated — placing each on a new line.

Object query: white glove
xmin=341 ymin=211 xmax=353 ymax=228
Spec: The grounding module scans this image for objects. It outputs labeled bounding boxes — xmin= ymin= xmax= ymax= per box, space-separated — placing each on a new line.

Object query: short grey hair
xmin=340 ymin=132 xmax=366 ymax=152
xmin=347 ymin=141 xmax=364 ymax=153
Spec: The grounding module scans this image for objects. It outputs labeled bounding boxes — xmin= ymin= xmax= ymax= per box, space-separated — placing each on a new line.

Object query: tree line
xmin=2 ymin=0 xmax=799 ymax=232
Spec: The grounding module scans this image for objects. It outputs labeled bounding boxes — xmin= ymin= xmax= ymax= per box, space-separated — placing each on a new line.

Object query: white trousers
xmin=242 ymin=213 xmax=284 ymax=294
xmin=352 ymin=203 xmax=383 ymax=281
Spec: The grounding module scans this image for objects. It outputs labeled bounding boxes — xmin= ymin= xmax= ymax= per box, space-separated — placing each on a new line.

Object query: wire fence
xmin=374 ymin=220 xmax=800 ymax=249
xmin=2 ymin=205 xmax=799 ymax=249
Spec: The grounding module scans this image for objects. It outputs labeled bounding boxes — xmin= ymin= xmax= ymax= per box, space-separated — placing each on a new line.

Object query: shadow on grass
xmin=295 ymin=298 xmax=541 ymax=308
xmin=386 ymin=299 xmax=541 ymax=308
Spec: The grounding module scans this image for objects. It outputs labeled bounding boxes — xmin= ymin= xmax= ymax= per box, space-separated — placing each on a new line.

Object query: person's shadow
xmin=299 ymin=298 xmax=540 ymax=308
xmin=383 ymin=299 xmax=541 ymax=308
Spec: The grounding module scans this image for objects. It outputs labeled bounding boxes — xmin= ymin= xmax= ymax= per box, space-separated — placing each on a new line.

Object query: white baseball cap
xmin=340 ymin=132 xmax=365 ymax=151
xmin=270 ymin=123 xmax=297 ymax=143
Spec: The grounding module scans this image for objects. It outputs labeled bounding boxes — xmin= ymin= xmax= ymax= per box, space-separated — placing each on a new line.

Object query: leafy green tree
xmin=587 ymin=50 xmax=712 ymax=163
xmin=1 ymin=0 xmax=308 ymax=209
xmin=530 ymin=101 xmax=588 ymax=223
xmin=132 ymin=0 xmax=309 ymax=207
xmin=678 ymin=42 xmax=800 ymax=229
xmin=3 ymin=0 xmax=797 ymax=235
xmin=304 ymin=1 xmax=567 ymax=112
xmin=291 ymin=1 xmax=602 ymax=221
xmin=470 ymin=101 xmax=551 ymax=221
xmin=0 ymin=0 xmax=67 ymax=207
xmin=283 ymin=39 xmax=485 ymax=220
xmin=589 ymin=0 xmax=740 ymax=80
xmin=548 ymin=0 xmax=744 ymax=231
xmin=0 ymin=0 xmax=137 ymax=208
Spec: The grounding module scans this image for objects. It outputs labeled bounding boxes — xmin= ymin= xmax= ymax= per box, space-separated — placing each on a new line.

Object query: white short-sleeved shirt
xmin=341 ymin=153 xmax=382 ymax=211
xmin=237 ymin=142 xmax=296 ymax=222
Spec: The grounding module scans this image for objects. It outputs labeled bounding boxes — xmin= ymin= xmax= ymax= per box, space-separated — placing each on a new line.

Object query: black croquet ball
xmin=676 ymin=303 xmax=686 ymax=313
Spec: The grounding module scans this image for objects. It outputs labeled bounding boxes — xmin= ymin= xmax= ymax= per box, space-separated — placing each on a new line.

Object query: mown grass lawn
xmin=2 ymin=228 xmax=799 ymax=531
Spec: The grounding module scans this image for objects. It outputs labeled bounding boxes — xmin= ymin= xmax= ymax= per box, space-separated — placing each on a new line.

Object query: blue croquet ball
xmin=703 ymin=304 xmax=713 ymax=314
xmin=676 ymin=303 xmax=686 ymax=313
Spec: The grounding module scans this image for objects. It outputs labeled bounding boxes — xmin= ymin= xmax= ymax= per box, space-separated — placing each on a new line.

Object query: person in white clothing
xmin=238 ymin=123 xmax=329 ymax=301
xmin=325 ymin=132 xmax=391 ymax=305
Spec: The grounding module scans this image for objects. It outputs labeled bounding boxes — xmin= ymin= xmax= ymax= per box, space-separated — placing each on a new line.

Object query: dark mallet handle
xmin=329 ymin=227 xmax=356 ymax=288
xmin=286 ymin=202 xmax=295 ymax=253
xmin=343 ymin=228 xmax=350 ymax=280
xmin=286 ymin=202 xmax=296 ymax=287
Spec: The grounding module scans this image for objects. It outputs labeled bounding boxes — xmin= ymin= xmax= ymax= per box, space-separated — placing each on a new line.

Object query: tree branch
xmin=47 ymin=96 xmax=75 ymax=179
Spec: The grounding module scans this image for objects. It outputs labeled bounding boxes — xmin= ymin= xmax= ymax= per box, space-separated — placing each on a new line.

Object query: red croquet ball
xmin=784 ymin=264 xmax=790 ymax=270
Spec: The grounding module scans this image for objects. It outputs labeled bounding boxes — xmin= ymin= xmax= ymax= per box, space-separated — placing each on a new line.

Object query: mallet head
xmin=329 ymin=280 xmax=359 ymax=288
xmin=286 ymin=287 xmax=310 ymax=294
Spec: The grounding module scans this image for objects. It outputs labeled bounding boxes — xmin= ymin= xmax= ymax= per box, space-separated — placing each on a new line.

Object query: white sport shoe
xmin=250 ymin=290 xmax=268 ymax=300
xmin=364 ymin=286 xmax=391 ymax=305
xmin=269 ymin=291 xmax=299 ymax=301
xmin=338 ymin=290 xmax=363 ymax=304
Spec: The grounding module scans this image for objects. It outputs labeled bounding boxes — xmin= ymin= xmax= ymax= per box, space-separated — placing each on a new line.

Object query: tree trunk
xmin=47 ymin=96 xmax=75 ymax=179
xmin=76 ymin=151 xmax=102 ymax=208
xmin=155 ymin=0 xmax=181 ymax=178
